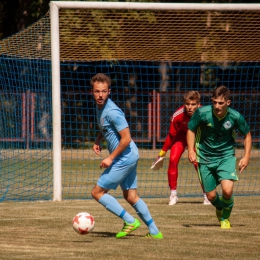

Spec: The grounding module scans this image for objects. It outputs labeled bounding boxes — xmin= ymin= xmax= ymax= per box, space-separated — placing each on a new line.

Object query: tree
xmin=1 ymin=0 xmax=260 ymax=40
xmin=0 ymin=0 xmax=49 ymax=40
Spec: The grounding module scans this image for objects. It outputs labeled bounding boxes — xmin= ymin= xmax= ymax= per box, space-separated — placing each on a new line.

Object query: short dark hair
xmin=212 ymin=86 xmax=230 ymax=101
xmin=90 ymin=73 xmax=111 ymax=88
xmin=183 ymin=90 xmax=200 ymax=103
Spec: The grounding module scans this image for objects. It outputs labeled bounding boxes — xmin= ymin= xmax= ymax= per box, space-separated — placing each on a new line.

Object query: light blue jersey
xmin=94 ymin=97 xmax=160 ymax=237
xmin=96 ymin=98 xmax=139 ymax=166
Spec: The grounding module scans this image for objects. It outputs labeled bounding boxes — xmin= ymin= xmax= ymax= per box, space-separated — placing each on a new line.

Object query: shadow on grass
xmin=183 ymin=224 xmax=220 ymax=228
xmin=90 ymin=231 xmax=116 ymax=237
xmin=71 ymin=231 xmax=116 ymax=242
xmin=72 ymin=240 xmax=94 ymax=243
xmin=89 ymin=231 xmax=145 ymax=238
xmin=177 ymin=201 xmax=207 ymax=205
xmin=183 ymin=223 xmax=246 ymax=228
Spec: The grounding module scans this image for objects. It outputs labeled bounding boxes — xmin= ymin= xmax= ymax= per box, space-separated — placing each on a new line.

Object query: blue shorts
xmin=97 ymin=160 xmax=138 ymax=190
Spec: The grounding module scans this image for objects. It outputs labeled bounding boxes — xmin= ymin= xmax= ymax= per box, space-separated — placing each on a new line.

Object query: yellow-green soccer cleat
xmin=216 ymin=209 xmax=223 ymax=222
xmin=116 ymin=218 xmax=140 ymax=238
xmin=221 ymin=219 xmax=231 ymax=229
xmin=144 ymin=231 xmax=163 ymax=239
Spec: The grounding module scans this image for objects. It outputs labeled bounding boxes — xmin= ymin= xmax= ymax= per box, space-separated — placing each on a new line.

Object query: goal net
xmin=0 ymin=2 xmax=259 ymax=201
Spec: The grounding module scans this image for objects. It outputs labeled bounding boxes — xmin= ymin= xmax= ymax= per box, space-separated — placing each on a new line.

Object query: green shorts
xmin=197 ymin=156 xmax=238 ymax=193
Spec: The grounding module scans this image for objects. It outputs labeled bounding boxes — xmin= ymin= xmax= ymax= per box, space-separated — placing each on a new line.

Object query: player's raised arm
xmin=238 ymin=131 xmax=252 ymax=173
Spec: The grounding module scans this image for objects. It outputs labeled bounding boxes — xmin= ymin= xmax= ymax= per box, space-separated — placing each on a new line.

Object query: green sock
xmin=222 ymin=196 xmax=234 ymax=220
xmin=211 ymin=193 xmax=223 ymax=211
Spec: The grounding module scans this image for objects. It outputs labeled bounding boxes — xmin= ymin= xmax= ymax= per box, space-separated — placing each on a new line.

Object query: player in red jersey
xmin=151 ymin=91 xmax=210 ymax=205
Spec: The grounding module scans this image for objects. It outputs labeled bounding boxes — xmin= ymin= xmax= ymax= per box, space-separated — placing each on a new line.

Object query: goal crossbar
xmin=50 ymin=1 xmax=260 ymax=11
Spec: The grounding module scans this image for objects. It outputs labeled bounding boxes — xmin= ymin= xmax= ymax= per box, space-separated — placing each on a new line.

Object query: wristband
xmin=159 ymin=150 xmax=166 ymax=157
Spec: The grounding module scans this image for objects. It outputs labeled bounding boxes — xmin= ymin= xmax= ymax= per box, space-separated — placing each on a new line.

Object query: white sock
xmin=171 ymin=190 xmax=177 ymax=196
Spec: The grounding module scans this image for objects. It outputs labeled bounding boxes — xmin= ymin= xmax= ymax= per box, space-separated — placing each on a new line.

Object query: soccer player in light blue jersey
xmin=90 ymin=73 xmax=163 ymax=239
xmin=187 ymin=86 xmax=252 ymax=229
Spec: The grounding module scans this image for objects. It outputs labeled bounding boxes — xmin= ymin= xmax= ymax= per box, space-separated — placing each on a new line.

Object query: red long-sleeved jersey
xmin=162 ymin=105 xmax=190 ymax=152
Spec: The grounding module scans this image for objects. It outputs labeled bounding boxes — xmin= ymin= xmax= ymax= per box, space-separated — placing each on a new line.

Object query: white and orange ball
xmin=72 ymin=212 xmax=95 ymax=235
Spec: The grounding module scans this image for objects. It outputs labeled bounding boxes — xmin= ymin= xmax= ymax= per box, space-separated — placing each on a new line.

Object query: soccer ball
xmin=72 ymin=212 xmax=95 ymax=235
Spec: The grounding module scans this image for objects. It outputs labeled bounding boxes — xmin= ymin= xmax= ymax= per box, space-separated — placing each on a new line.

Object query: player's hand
xmin=100 ymin=157 xmax=113 ymax=169
xmin=238 ymin=157 xmax=250 ymax=173
xmin=188 ymin=150 xmax=196 ymax=164
xmin=93 ymin=143 xmax=102 ymax=155
xmin=151 ymin=156 xmax=164 ymax=171
xmin=151 ymin=150 xmax=166 ymax=171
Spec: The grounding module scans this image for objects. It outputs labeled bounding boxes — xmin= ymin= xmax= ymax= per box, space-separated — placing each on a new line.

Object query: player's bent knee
xmin=205 ymin=190 xmax=217 ymax=201
xmin=222 ymin=191 xmax=233 ymax=200
xmin=124 ymin=193 xmax=140 ymax=205
xmin=91 ymin=186 xmax=102 ymax=200
xmin=92 ymin=185 xmax=109 ymax=201
xmin=91 ymin=189 xmax=98 ymax=200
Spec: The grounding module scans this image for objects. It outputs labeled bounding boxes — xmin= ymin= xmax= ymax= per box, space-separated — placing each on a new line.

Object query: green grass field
xmin=0 ymin=196 xmax=259 ymax=259
xmin=1 ymin=151 xmax=259 ymax=201
xmin=0 ymin=149 xmax=259 ymax=259
xmin=61 ymin=157 xmax=260 ymax=199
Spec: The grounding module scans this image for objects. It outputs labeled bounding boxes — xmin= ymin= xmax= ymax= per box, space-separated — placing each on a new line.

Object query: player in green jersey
xmin=187 ymin=86 xmax=252 ymax=229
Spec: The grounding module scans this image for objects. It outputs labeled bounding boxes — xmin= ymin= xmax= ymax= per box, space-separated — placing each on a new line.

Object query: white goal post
xmin=50 ymin=1 xmax=260 ymax=201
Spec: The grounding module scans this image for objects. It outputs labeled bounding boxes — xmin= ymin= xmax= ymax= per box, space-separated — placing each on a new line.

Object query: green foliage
xmin=1 ymin=0 xmax=260 ymax=40
xmin=28 ymin=0 xmax=49 ymax=21
xmin=59 ymin=8 xmax=157 ymax=60
xmin=0 ymin=0 xmax=49 ymax=40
